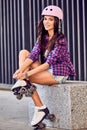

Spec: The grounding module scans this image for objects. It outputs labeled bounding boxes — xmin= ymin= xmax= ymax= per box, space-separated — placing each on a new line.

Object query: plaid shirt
xmin=29 ymin=34 xmax=76 ymax=77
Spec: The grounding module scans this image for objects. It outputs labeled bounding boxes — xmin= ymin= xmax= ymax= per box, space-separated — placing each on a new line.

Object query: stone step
xmin=28 ymin=81 xmax=87 ymax=130
xmin=0 ymin=81 xmax=87 ymax=130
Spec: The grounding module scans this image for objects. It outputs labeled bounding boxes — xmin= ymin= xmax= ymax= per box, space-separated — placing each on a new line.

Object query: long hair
xmin=37 ymin=16 xmax=62 ymax=52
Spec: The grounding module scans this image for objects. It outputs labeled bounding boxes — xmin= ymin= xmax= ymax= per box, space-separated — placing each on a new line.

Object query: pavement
xmin=0 ymin=90 xmax=31 ymax=130
xmin=0 ymin=85 xmax=87 ymax=130
xmin=0 ymin=89 xmax=59 ymax=130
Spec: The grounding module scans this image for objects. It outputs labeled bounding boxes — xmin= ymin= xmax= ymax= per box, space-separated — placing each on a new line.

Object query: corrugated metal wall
xmin=0 ymin=0 xmax=87 ymax=84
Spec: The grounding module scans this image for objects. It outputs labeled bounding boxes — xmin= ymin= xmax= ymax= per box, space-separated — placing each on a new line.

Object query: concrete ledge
xmin=28 ymin=81 xmax=87 ymax=130
xmin=0 ymin=81 xmax=87 ymax=129
xmin=0 ymin=84 xmax=12 ymax=91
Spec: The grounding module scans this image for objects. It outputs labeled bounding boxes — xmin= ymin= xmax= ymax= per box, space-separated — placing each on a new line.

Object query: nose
xmin=45 ymin=20 xmax=49 ymax=24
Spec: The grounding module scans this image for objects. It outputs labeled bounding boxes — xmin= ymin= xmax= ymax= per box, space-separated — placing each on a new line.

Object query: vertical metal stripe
xmin=82 ymin=0 xmax=86 ymax=80
xmin=13 ymin=0 xmax=18 ymax=69
xmin=37 ymin=0 xmax=40 ymax=22
xmin=51 ymin=0 xmax=54 ymax=4
xmin=41 ymin=1 xmax=44 ymax=11
xmin=66 ymin=0 xmax=70 ymax=51
xmin=61 ymin=0 xmax=64 ymax=33
xmin=3 ymin=0 xmax=8 ymax=82
xmin=0 ymin=0 xmax=4 ymax=82
xmin=33 ymin=0 xmax=36 ymax=43
xmin=21 ymin=0 xmax=25 ymax=48
xmin=29 ymin=0 xmax=32 ymax=50
xmin=6 ymin=0 xmax=11 ymax=83
xmin=47 ymin=0 xmax=49 ymax=5
xmin=71 ymin=0 xmax=76 ymax=80
xmin=17 ymin=0 xmax=21 ymax=50
xmin=10 ymin=0 xmax=15 ymax=83
xmin=77 ymin=0 xmax=81 ymax=80
xmin=56 ymin=0 xmax=58 ymax=5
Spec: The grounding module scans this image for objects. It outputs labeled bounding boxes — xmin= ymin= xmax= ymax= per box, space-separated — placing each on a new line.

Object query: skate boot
xmin=11 ymin=79 xmax=36 ymax=100
xmin=31 ymin=105 xmax=49 ymax=129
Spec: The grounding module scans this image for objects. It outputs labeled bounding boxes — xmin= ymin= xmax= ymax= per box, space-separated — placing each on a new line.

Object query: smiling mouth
xmin=45 ymin=25 xmax=50 ymax=28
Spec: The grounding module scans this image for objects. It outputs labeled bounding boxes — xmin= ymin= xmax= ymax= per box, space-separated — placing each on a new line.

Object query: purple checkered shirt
xmin=29 ymin=34 xmax=76 ymax=77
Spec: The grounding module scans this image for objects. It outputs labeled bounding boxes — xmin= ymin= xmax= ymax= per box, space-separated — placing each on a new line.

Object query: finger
xmin=15 ymin=70 xmax=20 ymax=74
xmin=14 ymin=69 xmax=21 ymax=76
xmin=13 ymin=72 xmax=20 ymax=79
xmin=13 ymin=73 xmax=18 ymax=78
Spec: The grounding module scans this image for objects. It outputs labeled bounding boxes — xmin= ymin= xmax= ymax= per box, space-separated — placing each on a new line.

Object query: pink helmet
xmin=42 ymin=5 xmax=63 ymax=20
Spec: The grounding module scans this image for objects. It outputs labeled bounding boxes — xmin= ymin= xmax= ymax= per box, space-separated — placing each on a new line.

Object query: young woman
xmin=11 ymin=5 xmax=76 ymax=127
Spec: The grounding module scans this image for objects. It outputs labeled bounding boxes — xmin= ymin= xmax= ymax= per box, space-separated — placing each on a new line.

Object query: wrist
xmin=19 ymin=67 xmax=24 ymax=73
xmin=25 ymin=72 xmax=29 ymax=79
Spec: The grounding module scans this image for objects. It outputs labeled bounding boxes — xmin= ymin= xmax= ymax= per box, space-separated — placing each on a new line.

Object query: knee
xmin=19 ymin=49 xmax=30 ymax=57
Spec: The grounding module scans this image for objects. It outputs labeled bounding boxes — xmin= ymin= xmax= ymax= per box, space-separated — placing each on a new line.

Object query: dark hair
xmin=37 ymin=16 xmax=62 ymax=51
xmin=37 ymin=16 xmax=62 ymax=63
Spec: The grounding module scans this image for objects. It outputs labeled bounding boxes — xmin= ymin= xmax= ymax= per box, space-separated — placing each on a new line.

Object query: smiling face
xmin=43 ymin=15 xmax=55 ymax=33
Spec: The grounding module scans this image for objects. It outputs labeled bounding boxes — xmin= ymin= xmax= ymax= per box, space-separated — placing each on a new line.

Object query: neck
xmin=48 ymin=30 xmax=54 ymax=40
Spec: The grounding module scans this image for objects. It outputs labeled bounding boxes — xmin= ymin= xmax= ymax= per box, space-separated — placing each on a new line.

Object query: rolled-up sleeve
xmin=29 ymin=43 xmax=41 ymax=62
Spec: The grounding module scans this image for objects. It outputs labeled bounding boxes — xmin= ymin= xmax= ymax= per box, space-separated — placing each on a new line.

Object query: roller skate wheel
xmin=46 ymin=114 xmax=56 ymax=121
xmin=13 ymin=91 xmax=18 ymax=95
xmin=16 ymin=94 xmax=23 ymax=100
xmin=25 ymin=92 xmax=31 ymax=97
xmin=34 ymin=123 xmax=46 ymax=130
xmin=39 ymin=122 xmax=46 ymax=129
xmin=12 ymin=86 xmax=21 ymax=92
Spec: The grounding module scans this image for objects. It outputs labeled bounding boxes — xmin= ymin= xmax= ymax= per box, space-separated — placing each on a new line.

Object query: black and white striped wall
xmin=0 ymin=0 xmax=87 ymax=84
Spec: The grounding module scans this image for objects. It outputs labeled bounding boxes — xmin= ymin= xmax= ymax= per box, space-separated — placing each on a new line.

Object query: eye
xmin=44 ymin=17 xmax=47 ymax=20
xmin=49 ymin=18 xmax=54 ymax=21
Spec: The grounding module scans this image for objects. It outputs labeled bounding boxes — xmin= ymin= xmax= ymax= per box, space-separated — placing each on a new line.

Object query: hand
xmin=13 ymin=69 xmax=23 ymax=79
xmin=13 ymin=69 xmax=28 ymax=80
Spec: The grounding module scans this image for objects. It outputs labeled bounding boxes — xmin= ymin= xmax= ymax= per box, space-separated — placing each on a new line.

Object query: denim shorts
xmin=48 ymin=68 xmax=68 ymax=83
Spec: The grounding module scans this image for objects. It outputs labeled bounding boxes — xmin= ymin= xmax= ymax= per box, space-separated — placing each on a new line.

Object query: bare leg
xmin=32 ymin=91 xmax=43 ymax=106
xmin=18 ymin=50 xmax=57 ymax=107
xmin=13 ymin=50 xmax=57 ymax=126
xmin=19 ymin=50 xmax=29 ymax=68
xmin=29 ymin=71 xmax=57 ymax=85
xmin=28 ymin=71 xmax=57 ymax=106
xmin=18 ymin=50 xmax=43 ymax=107
xmin=29 ymin=71 xmax=57 ymax=126
xmin=18 ymin=50 xmax=57 ymax=85
xmin=19 ymin=49 xmax=40 ymax=71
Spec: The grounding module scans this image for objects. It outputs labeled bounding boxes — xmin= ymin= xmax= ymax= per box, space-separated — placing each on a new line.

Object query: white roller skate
xmin=11 ymin=80 xmax=36 ymax=100
xmin=31 ymin=105 xmax=56 ymax=130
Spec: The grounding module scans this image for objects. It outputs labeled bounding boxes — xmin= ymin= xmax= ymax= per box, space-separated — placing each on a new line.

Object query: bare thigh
xmin=19 ymin=49 xmax=40 ymax=70
xmin=19 ymin=50 xmax=30 ymax=67
xmin=19 ymin=50 xmax=57 ymax=85
xmin=29 ymin=71 xmax=58 ymax=85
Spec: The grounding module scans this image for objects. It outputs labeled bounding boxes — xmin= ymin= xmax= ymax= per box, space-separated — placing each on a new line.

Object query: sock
xmin=35 ymin=105 xmax=46 ymax=110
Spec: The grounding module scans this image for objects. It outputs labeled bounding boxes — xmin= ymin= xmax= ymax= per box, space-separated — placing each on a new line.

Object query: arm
xmin=13 ymin=58 xmax=33 ymax=79
xmin=27 ymin=62 xmax=50 ymax=77
xmin=13 ymin=43 xmax=41 ymax=79
xmin=13 ymin=62 xmax=50 ymax=80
